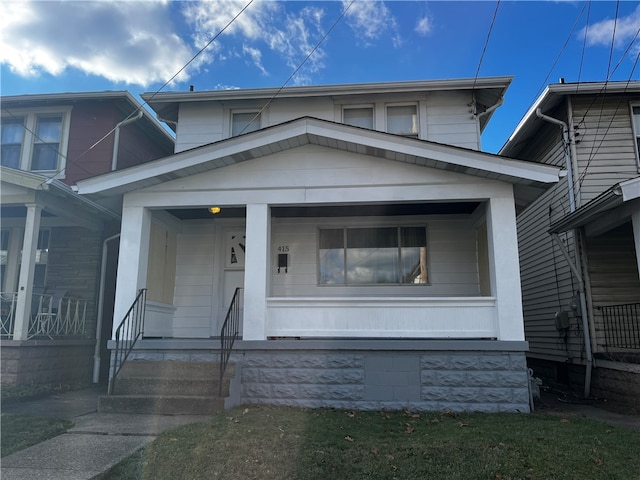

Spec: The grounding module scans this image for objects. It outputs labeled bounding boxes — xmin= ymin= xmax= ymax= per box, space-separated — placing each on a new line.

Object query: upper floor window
xmin=632 ymin=104 xmax=640 ymax=167
xmin=0 ymin=109 xmax=69 ymax=174
xmin=1 ymin=117 xmax=25 ymax=169
xmin=319 ymin=226 xmax=428 ymax=285
xmin=31 ymin=115 xmax=62 ymax=171
xmin=343 ymin=107 xmax=374 ymax=129
xmin=231 ymin=111 xmax=260 ymax=136
xmin=387 ymin=105 xmax=418 ymax=137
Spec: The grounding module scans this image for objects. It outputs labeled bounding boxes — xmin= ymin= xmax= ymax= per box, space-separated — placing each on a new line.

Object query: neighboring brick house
xmin=78 ymin=78 xmax=560 ymax=413
xmin=500 ymin=81 xmax=640 ymax=406
xmin=1 ymin=92 xmax=174 ymax=387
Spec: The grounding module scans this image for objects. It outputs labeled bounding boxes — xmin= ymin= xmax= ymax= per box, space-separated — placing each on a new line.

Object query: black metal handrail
xmin=219 ymin=287 xmax=243 ymax=396
xmin=599 ymin=302 xmax=640 ymax=351
xmin=108 ymin=288 xmax=147 ymax=395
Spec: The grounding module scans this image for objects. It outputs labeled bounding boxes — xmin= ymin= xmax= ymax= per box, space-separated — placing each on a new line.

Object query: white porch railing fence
xmin=0 ymin=291 xmax=88 ymax=339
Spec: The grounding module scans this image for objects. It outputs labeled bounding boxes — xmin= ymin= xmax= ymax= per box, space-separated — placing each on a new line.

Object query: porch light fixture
xmin=208 ymin=207 xmax=221 ymax=215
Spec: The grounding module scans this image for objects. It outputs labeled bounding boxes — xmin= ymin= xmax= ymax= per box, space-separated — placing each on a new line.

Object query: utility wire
xmin=8 ymin=0 xmax=256 ymax=186
xmin=237 ymin=0 xmax=355 ymax=136
xmin=471 ymin=0 xmax=500 ymax=94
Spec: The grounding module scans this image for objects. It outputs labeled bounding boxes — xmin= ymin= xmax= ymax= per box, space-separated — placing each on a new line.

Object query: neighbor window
xmin=1 ymin=117 xmax=25 ymax=169
xmin=31 ymin=115 xmax=62 ymax=171
xmin=0 ymin=110 xmax=69 ymax=174
xmin=343 ymin=107 xmax=374 ymax=129
xmin=319 ymin=226 xmax=428 ymax=285
xmin=387 ymin=105 xmax=418 ymax=137
xmin=231 ymin=111 xmax=260 ymax=136
xmin=632 ymin=105 xmax=640 ymax=167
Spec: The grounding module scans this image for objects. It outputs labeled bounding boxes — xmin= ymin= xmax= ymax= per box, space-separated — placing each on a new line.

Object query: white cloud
xmin=581 ymin=5 xmax=640 ymax=49
xmin=415 ymin=16 xmax=432 ymax=37
xmin=243 ymin=44 xmax=267 ymax=76
xmin=0 ymin=0 xmax=196 ymax=87
xmin=341 ymin=0 xmax=399 ymax=47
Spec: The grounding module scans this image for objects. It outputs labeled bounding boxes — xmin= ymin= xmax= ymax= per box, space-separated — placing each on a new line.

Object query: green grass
xmin=99 ymin=406 xmax=640 ymax=480
xmin=1 ymin=414 xmax=73 ymax=457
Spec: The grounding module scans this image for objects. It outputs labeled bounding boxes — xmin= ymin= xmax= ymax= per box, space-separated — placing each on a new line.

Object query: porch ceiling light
xmin=208 ymin=206 xmax=221 ymax=215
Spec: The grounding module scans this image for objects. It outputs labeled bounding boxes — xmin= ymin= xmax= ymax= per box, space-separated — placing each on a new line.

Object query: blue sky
xmin=1 ymin=0 xmax=639 ymax=153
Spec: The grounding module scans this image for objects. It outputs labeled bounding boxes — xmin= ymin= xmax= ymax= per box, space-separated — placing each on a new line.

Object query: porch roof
xmin=0 ymin=166 xmax=121 ymax=230
xmin=549 ymin=176 xmax=640 ymax=235
xmin=77 ymin=117 xmax=560 ymax=208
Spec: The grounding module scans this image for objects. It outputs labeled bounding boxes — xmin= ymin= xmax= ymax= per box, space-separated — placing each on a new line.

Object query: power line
xmin=471 ymin=0 xmax=500 ymax=93
xmin=237 ymin=0 xmax=355 ymax=136
xmin=4 ymin=0 xmax=256 ymax=186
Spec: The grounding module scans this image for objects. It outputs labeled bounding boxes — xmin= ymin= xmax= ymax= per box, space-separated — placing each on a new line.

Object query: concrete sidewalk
xmin=1 ymin=387 xmax=211 ymax=480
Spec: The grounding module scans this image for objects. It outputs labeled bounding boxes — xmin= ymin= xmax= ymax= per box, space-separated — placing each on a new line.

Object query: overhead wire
xmin=471 ymin=0 xmax=500 ymax=94
xmin=236 ymin=0 xmax=355 ymax=136
xmin=3 ymin=0 xmax=256 ymax=187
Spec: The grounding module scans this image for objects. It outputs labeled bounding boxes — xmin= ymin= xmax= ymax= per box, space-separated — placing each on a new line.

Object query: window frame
xmin=631 ymin=103 xmax=640 ymax=170
xmin=317 ymin=224 xmax=429 ymax=286
xmin=230 ymin=110 xmax=261 ymax=137
xmin=386 ymin=103 xmax=419 ymax=138
xmin=342 ymin=105 xmax=375 ymax=129
xmin=0 ymin=107 xmax=71 ymax=176
xmin=1 ymin=116 xmax=26 ymax=169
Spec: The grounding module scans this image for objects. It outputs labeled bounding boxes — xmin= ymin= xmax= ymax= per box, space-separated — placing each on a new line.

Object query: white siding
xmin=172 ymin=222 xmax=216 ymax=337
xmin=173 ymin=90 xmax=482 ymax=151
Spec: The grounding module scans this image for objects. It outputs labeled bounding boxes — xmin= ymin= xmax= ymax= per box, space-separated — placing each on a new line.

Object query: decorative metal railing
xmin=599 ymin=302 xmax=640 ymax=351
xmin=0 ymin=291 xmax=87 ymax=339
xmin=219 ymin=287 xmax=243 ymax=396
xmin=108 ymin=288 xmax=147 ymax=395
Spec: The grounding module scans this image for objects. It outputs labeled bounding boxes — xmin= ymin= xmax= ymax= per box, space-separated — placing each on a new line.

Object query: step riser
xmin=114 ymin=378 xmax=229 ymax=397
xmin=99 ymin=395 xmax=224 ymax=415
xmin=120 ymin=361 xmax=234 ymax=380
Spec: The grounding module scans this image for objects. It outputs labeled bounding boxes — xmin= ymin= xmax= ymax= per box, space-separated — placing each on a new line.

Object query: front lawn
xmin=1 ymin=414 xmax=73 ymax=457
xmin=99 ymin=406 xmax=640 ymax=480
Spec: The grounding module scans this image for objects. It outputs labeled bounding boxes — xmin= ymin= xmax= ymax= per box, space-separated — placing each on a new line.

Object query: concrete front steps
xmin=99 ymin=360 xmax=234 ymax=415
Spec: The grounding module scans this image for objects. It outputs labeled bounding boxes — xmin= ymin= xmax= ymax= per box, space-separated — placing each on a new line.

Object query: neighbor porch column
xmin=243 ymin=204 xmax=270 ymax=340
xmin=112 ymin=205 xmax=152 ymax=338
xmin=632 ymin=208 xmax=640 ymax=281
xmin=13 ymin=203 xmax=42 ymax=340
xmin=486 ymin=194 xmax=525 ymax=341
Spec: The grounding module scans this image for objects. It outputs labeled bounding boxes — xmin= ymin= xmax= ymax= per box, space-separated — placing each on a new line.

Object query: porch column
xmin=632 ymin=208 xmax=640 ymax=281
xmin=112 ymin=205 xmax=151 ymax=338
xmin=13 ymin=204 xmax=42 ymax=340
xmin=4 ymin=227 xmax=22 ymax=292
xmin=486 ymin=195 xmax=525 ymax=341
xmin=243 ymin=204 xmax=270 ymax=340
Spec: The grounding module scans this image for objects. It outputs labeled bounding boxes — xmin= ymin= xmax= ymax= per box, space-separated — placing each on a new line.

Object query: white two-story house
xmin=78 ymin=78 xmax=560 ymax=413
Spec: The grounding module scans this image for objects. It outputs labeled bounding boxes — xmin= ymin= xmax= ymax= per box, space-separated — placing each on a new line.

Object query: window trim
xmin=317 ymin=224 xmax=429 ymax=286
xmin=0 ymin=106 xmax=71 ymax=177
xmin=630 ymin=103 xmax=640 ymax=171
xmin=385 ymin=103 xmax=419 ymax=138
xmin=342 ymin=104 xmax=375 ymax=129
xmin=230 ymin=109 xmax=261 ymax=137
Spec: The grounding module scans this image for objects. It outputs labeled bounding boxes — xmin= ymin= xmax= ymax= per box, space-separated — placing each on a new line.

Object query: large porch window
xmin=319 ymin=226 xmax=427 ymax=285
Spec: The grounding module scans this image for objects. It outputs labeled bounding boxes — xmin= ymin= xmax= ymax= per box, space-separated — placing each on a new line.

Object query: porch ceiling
xmin=77 ymin=117 xmax=560 ymax=206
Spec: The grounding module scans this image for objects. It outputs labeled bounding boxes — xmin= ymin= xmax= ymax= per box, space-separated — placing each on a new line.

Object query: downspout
xmin=93 ymin=233 xmax=120 ymax=384
xmin=537 ymin=108 xmax=592 ymax=398
xmin=111 ymin=111 xmax=143 ymax=171
xmin=476 ymin=95 xmax=504 ymax=120
xmin=536 ymin=109 xmax=576 ymax=212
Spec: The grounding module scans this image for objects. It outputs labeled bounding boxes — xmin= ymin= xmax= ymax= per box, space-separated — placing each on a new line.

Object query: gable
xmin=139 ymin=143 xmax=505 ymax=196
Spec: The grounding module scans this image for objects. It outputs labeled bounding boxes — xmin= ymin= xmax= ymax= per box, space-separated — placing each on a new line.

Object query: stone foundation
xmin=240 ymin=350 xmax=530 ymax=412
xmin=1 ymin=339 xmax=94 ymax=387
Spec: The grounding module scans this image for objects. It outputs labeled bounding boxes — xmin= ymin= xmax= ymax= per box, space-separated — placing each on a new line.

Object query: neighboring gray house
xmin=78 ymin=78 xmax=560 ymax=413
xmin=501 ymin=81 xmax=640 ymax=406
